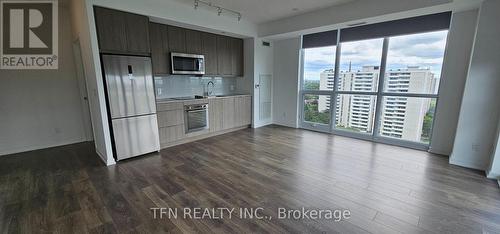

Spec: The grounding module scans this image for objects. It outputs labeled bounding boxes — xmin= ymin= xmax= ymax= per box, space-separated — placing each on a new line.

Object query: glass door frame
xmin=299 ymin=32 xmax=447 ymax=151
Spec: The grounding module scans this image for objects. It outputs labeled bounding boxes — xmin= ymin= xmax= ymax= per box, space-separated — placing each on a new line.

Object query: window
xmin=303 ymin=46 xmax=336 ymax=91
xmin=384 ymin=30 xmax=448 ymax=94
xmin=332 ymin=38 xmax=383 ymax=135
xmin=337 ymin=38 xmax=383 ymax=92
xmin=377 ymin=30 xmax=448 ymax=144
xmin=299 ymin=13 xmax=450 ymax=150
xmin=335 ymin=94 xmax=377 ymax=134
xmin=379 ymin=97 xmax=437 ymax=143
xmin=303 ymin=94 xmax=331 ymax=125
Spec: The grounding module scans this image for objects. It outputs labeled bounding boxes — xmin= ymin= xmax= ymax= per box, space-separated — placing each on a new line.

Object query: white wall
xmin=0 ymin=3 xmax=88 ymax=156
xmin=71 ymin=0 xmax=115 ymax=165
xmin=252 ymin=39 xmax=274 ymax=127
xmin=272 ymin=38 xmax=301 ymax=128
xmin=450 ymin=0 xmax=500 ymax=170
xmin=429 ymin=9 xmax=478 ymax=156
xmin=487 ymin=118 xmax=500 ymax=179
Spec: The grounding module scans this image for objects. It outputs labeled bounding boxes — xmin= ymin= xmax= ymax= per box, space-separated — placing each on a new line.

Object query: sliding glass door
xmin=299 ymin=29 xmax=449 ymax=150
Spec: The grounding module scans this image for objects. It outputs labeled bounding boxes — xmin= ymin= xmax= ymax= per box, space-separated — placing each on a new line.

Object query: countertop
xmin=156 ymin=94 xmax=251 ymax=104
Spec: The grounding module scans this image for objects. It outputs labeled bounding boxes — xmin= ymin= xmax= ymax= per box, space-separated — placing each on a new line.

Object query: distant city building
xmin=318 ymin=65 xmax=436 ymax=142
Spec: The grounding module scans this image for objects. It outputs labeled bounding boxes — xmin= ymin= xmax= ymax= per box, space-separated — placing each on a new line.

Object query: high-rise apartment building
xmin=381 ymin=66 xmax=436 ymax=142
xmin=318 ymin=66 xmax=436 ymax=142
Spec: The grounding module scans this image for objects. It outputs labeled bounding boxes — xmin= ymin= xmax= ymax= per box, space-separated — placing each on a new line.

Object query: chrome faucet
xmin=206 ymin=81 xmax=215 ymax=96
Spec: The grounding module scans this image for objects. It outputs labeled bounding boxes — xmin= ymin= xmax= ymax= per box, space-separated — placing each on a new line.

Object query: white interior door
xmin=73 ymin=40 xmax=94 ymax=141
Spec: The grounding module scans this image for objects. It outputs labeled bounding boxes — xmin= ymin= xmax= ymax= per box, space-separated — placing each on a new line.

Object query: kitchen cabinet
xmin=217 ymin=36 xmax=233 ymax=76
xmin=209 ymin=98 xmax=223 ymax=132
xmin=168 ymin=26 xmax=186 ymax=54
xmin=157 ymin=102 xmax=184 ymax=145
xmin=222 ymin=97 xmax=236 ymax=129
xmin=185 ymin=30 xmax=202 ymax=54
xmin=149 ymin=23 xmax=170 ymax=75
xmin=148 ymin=22 xmax=244 ymax=76
xmin=94 ymin=7 xmax=127 ymax=52
xmin=234 ymin=96 xmax=251 ymax=126
xmin=94 ymin=7 xmax=150 ymax=54
xmin=231 ymin=38 xmax=244 ymax=77
xmin=125 ymin=13 xmax=150 ymax=54
xmin=201 ymin=33 xmax=218 ymax=75
xmin=156 ymin=95 xmax=251 ymax=148
xmin=159 ymin=125 xmax=185 ymax=144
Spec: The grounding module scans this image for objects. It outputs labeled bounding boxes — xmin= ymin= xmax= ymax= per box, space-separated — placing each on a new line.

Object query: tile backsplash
xmin=154 ymin=75 xmax=237 ymax=99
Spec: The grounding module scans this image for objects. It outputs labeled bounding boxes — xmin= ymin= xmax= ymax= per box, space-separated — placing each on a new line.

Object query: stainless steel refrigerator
xmin=102 ymin=55 xmax=160 ymax=161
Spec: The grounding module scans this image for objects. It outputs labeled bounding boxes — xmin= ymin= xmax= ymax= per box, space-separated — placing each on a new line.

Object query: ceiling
xmin=180 ymin=0 xmax=356 ymax=24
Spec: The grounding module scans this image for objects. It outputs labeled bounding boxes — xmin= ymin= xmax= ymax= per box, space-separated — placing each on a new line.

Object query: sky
xmin=303 ymin=30 xmax=449 ymax=81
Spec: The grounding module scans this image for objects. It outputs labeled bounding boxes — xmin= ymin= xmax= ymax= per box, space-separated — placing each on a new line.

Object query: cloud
xmin=303 ymin=46 xmax=335 ymax=81
xmin=303 ymin=30 xmax=448 ymax=80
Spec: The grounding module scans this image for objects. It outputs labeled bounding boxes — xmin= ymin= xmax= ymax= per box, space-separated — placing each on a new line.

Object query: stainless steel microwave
xmin=171 ymin=53 xmax=205 ymax=75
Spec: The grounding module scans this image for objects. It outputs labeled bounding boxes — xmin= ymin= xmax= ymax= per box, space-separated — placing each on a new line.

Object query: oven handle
xmin=186 ymin=109 xmax=207 ymax=113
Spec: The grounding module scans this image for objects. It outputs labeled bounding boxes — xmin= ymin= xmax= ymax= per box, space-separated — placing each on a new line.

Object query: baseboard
xmin=272 ymin=121 xmax=298 ymax=129
xmin=428 ymin=147 xmax=450 ymax=156
xmin=160 ymin=126 xmax=250 ymax=149
xmin=486 ymin=168 xmax=500 ymax=180
xmin=0 ymin=138 xmax=87 ymax=157
xmin=449 ymin=157 xmax=486 ymax=171
xmin=95 ymin=148 xmax=116 ymax=166
xmin=253 ymin=121 xmax=272 ymax=128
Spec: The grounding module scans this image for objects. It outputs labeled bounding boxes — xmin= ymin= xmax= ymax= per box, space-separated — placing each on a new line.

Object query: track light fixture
xmin=194 ymin=0 xmax=242 ymax=21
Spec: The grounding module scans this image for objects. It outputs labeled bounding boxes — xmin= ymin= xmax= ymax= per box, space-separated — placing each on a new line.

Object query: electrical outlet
xmin=282 ymin=112 xmax=286 ymax=120
xmin=230 ymin=85 xmax=235 ymax=91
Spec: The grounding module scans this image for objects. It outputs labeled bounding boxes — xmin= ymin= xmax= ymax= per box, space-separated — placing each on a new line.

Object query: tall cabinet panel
xmin=217 ymin=36 xmax=232 ymax=76
xmin=94 ymin=7 xmax=127 ymax=52
xmin=168 ymin=26 xmax=186 ymax=54
xmin=94 ymin=7 xmax=150 ymax=54
xmin=149 ymin=23 xmax=170 ymax=75
xmin=231 ymin=38 xmax=244 ymax=77
xmin=201 ymin=33 xmax=218 ymax=75
xmin=125 ymin=12 xmax=150 ymax=54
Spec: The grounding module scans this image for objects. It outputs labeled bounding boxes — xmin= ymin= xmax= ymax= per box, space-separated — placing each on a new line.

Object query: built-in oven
xmin=171 ymin=53 xmax=205 ymax=75
xmin=184 ymin=103 xmax=209 ymax=133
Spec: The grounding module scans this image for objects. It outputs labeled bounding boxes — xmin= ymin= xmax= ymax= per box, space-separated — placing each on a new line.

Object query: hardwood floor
xmin=1 ymin=125 xmax=500 ymax=233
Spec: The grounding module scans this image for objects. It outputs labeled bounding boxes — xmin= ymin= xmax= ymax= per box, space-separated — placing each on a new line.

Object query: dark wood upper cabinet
xmin=185 ymin=30 xmax=201 ymax=54
xmin=125 ymin=12 xmax=150 ymax=54
xmin=201 ymin=33 xmax=217 ymax=75
xmin=217 ymin=36 xmax=232 ymax=76
xmin=231 ymin=38 xmax=244 ymax=77
xmin=94 ymin=7 xmax=127 ymax=52
xmin=94 ymin=7 xmax=150 ymax=54
xmin=149 ymin=23 xmax=170 ymax=75
xmin=168 ymin=26 xmax=186 ymax=54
